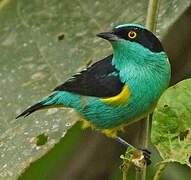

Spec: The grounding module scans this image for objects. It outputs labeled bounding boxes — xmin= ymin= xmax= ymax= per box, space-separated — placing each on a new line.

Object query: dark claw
xmin=139 ymin=149 xmax=151 ymax=165
xmin=114 ymin=137 xmax=152 ymax=165
xmin=141 ymin=148 xmax=151 ymax=154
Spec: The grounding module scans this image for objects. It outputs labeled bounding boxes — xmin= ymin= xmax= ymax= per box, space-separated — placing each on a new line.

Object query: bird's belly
xmin=75 ymin=92 xmax=156 ymax=129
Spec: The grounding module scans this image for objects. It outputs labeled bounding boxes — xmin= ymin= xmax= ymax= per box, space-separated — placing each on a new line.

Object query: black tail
xmin=16 ymin=102 xmax=45 ymax=119
xmin=16 ymin=92 xmax=66 ymax=119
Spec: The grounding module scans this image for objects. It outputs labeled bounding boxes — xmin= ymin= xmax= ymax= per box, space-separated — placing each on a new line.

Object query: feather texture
xmin=54 ymin=55 xmax=124 ymax=97
xmin=16 ymin=24 xmax=171 ymax=136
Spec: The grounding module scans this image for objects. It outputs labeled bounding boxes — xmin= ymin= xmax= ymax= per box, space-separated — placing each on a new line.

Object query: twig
xmin=145 ymin=0 xmax=161 ymax=32
xmin=136 ymin=0 xmax=161 ymax=179
xmin=123 ymin=170 xmax=127 ymax=180
xmin=135 ymin=116 xmax=150 ymax=180
xmin=153 ymin=163 xmax=167 ymax=180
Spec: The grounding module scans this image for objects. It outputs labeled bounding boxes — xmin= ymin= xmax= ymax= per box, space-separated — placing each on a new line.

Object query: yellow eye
xmin=128 ymin=31 xmax=136 ymax=39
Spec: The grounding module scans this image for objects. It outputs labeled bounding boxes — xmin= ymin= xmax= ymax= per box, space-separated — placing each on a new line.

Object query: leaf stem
xmin=153 ymin=163 xmax=167 ymax=180
xmin=142 ymin=115 xmax=150 ymax=179
xmin=135 ymin=0 xmax=161 ymax=179
xmin=145 ymin=0 xmax=161 ymax=32
xmin=135 ymin=116 xmax=150 ymax=180
xmin=123 ymin=170 xmax=127 ymax=180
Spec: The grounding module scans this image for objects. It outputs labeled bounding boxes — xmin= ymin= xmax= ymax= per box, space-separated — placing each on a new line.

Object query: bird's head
xmin=97 ymin=24 xmax=164 ymax=54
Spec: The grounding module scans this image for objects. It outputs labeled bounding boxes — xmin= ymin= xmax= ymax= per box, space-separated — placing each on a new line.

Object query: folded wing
xmin=54 ymin=55 xmax=124 ymax=98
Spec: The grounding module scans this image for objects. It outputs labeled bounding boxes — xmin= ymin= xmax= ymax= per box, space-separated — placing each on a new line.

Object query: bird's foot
xmin=139 ymin=148 xmax=151 ymax=165
xmin=115 ymin=136 xmax=151 ymax=166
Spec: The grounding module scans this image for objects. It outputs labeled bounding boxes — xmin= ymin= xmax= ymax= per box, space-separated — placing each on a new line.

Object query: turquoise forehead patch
xmin=115 ymin=24 xmax=146 ymax=29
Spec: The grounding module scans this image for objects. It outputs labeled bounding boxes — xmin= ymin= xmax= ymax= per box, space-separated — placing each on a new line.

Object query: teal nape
xmin=16 ymin=24 xmax=171 ymax=165
xmin=115 ymin=24 xmax=146 ymax=29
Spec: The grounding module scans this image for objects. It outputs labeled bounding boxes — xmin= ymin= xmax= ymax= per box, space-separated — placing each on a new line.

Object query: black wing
xmin=54 ymin=55 xmax=124 ymax=98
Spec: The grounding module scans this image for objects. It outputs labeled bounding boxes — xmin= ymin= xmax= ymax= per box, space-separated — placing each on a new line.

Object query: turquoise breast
xmin=71 ymin=51 xmax=170 ymax=129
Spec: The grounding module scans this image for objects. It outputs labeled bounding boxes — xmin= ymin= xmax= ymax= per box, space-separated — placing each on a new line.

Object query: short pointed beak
xmin=96 ymin=32 xmax=118 ymax=41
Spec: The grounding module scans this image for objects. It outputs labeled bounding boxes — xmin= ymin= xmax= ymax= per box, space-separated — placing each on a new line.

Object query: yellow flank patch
xmin=78 ymin=114 xmax=125 ymax=138
xmin=77 ymin=114 xmax=96 ymax=129
xmin=100 ymin=84 xmax=130 ymax=106
xmin=102 ymin=125 xmax=125 ymax=138
xmin=166 ymin=57 xmax=170 ymax=65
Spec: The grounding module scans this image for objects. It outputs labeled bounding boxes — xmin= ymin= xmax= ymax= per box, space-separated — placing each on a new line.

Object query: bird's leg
xmin=115 ymin=136 xmax=151 ymax=165
xmin=115 ymin=136 xmax=131 ymax=148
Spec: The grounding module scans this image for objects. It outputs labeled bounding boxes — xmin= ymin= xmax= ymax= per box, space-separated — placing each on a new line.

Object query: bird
xmin=16 ymin=24 xmax=171 ymax=164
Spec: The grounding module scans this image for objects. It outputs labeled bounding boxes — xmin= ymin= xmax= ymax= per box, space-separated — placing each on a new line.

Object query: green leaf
xmin=0 ymin=0 xmax=190 ymax=179
xmin=151 ymin=79 xmax=191 ymax=167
